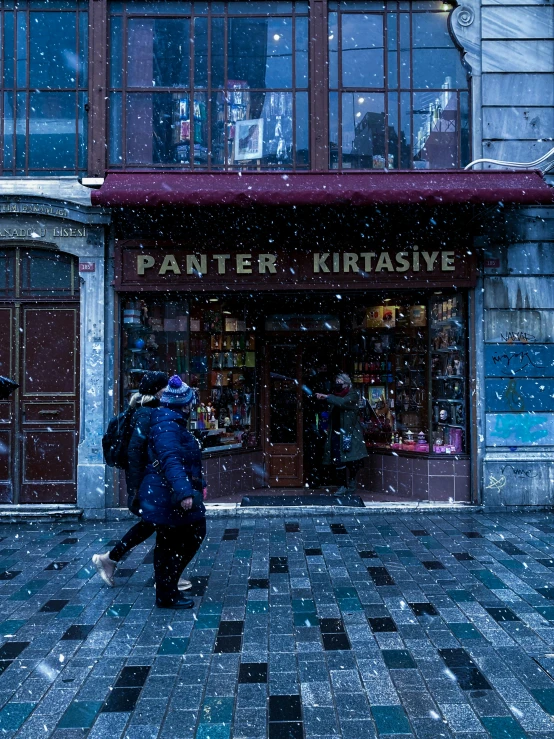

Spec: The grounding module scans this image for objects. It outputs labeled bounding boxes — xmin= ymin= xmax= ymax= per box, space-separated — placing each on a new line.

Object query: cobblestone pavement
xmin=3 ymin=513 xmax=554 ymax=738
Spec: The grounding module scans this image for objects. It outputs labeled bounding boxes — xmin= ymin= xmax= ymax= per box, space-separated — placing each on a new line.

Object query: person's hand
xmin=202 ymin=487 xmax=208 ymax=500
xmin=180 ymin=497 xmax=193 ymax=511
xmin=315 ymin=393 xmax=328 ymax=400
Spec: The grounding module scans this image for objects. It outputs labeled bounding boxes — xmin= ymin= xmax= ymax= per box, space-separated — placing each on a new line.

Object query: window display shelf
xmin=121 ymin=298 xmax=258 ymax=448
xmin=203 ymin=443 xmax=243 ymax=454
xmin=430 ymin=293 xmax=467 ymax=454
xmin=351 ymin=295 xmax=468 ymax=456
xmin=432 ymin=319 xmax=463 ymax=327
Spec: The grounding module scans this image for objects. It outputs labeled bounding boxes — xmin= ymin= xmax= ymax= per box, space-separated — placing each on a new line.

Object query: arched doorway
xmin=0 ymin=247 xmax=80 ymax=503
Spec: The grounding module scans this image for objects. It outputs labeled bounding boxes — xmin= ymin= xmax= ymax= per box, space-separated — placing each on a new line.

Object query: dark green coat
xmin=323 ymin=388 xmax=368 ymax=465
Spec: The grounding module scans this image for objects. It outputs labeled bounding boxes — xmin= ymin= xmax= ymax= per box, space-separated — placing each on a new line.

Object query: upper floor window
xmin=0 ymin=0 xmax=88 ymax=176
xmin=329 ymin=0 xmax=469 ymax=169
xmin=108 ymin=0 xmax=309 ymax=170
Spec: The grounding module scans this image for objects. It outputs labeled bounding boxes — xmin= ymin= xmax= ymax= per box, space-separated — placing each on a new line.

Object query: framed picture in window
xmin=234 ymin=119 xmax=264 ymax=161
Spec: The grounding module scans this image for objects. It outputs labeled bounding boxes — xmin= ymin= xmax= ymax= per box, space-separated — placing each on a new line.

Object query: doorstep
xmin=105 ymin=501 xmax=482 ymax=521
xmin=205 ymin=501 xmax=483 ymax=516
xmin=0 ymin=504 xmax=84 ymax=522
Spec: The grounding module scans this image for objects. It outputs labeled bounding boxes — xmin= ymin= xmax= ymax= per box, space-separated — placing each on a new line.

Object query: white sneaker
xmin=92 ymin=553 xmax=116 ymax=587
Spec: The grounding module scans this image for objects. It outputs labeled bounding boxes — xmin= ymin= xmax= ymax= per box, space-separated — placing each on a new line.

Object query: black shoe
xmin=156 ymin=595 xmax=194 ymax=609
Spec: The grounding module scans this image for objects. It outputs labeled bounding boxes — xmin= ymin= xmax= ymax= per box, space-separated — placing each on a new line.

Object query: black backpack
xmin=102 ymin=407 xmax=136 ymax=468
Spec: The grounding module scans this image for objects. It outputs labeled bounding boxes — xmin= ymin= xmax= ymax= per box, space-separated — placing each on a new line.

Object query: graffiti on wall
xmin=485 ymin=345 xmax=554 ymax=378
xmin=485 ymin=379 xmax=554 ymax=413
xmin=486 ymin=413 xmax=554 ymax=446
xmin=499 ymin=331 xmax=536 ymax=344
xmin=485 ymin=344 xmax=554 ymax=447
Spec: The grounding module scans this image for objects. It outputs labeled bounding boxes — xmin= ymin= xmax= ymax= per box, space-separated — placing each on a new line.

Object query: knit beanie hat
xmin=160 ymin=375 xmax=195 ymax=407
xmin=139 ymin=370 xmax=169 ymax=396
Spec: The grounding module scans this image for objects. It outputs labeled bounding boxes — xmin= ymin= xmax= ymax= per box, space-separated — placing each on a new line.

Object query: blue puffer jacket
xmin=138 ymin=406 xmax=206 ymax=526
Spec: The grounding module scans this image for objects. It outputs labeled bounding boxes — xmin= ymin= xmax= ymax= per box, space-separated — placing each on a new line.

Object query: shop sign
xmin=115 ymin=244 xmax=476 ymax=291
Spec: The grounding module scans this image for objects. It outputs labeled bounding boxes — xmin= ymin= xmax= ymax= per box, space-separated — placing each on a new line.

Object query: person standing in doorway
xmin=139 ymin=375 xmax=206 ymax=609
xmin=92 ymin=371 xmax=191 ymax=594
xmin=316 ymin=372 xmax=368 ymax=495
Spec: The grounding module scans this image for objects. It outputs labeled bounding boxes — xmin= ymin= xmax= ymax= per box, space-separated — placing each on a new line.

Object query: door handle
xmin=38 ymin=410 xmax=60 ymax=416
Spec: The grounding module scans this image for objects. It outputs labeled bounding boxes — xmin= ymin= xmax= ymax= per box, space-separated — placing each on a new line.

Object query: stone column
xmin=76 ymin=252 xmax=108 ymax=517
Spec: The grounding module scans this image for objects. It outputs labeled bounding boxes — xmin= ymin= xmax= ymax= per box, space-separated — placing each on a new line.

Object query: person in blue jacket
xmin=139 ymin=375 xmax=206 ymax=609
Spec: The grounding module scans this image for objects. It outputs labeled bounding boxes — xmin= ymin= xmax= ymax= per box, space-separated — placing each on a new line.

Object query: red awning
xmin=91 ymin=170 xmax=554 ymax=208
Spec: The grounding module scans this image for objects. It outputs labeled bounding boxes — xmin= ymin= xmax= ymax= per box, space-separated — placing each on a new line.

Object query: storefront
xmin=113 ymin=202 xmax=477 ymax=503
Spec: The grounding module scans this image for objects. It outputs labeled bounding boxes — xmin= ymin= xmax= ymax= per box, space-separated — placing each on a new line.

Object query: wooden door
xmin=264 ymin=342 xmax=304 ymax=486
xmin=19 ymin=306 xmax=79 ymax=503
xmin=0 ymin=308 xmax=14 ymax=502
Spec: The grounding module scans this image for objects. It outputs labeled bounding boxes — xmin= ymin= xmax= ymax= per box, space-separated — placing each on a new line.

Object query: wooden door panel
xmin=267 ymin=447 xmax=302 ymax=485
xmin=264 ymin=343 xmax=304 ymax=487
xmin=0 ymin=403 xmax=12 ymax=423
xmin=23 ymin=308 xmax=77 ymax=395
xmin=23 ymin=402 xmax=75 ymax=424
xmin=23 ymin=431 xmax=76 ymax=481
xmin=20 ymin=305 xmax=79 ymax=504
xmin=0 ymin=308 xmax=14 ymax=503
xmin=21 ymin=430 xmax=76 ymax=503
xmin=0 ymin=309 xmax=12 ymax=378
xmin=0 ymin=429 xmax=12 ymax=502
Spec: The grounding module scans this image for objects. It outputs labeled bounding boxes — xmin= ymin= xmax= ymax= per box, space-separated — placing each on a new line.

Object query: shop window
xmin=109 ymin=1 xmax=309 ymax=170
xmin=121 ymin=296 xmax=258 ymax=453
xmin=351 ymin=293 xmax=467 ymax=455
xmin=329 ymin=0 xmax=469 ymax=170
xmin=0 ymin=0 xmax=88 ymax=176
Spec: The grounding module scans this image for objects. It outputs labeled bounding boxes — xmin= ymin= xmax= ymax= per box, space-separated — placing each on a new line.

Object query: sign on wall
xmin=115 ymin=242 xmax=476 ymax=291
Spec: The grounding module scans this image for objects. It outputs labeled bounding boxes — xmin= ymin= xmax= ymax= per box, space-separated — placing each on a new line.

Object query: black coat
xmin=139 ymin=406 xmax=206 ymax=527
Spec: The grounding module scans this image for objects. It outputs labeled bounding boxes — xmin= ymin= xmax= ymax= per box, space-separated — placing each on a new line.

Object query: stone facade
xmin=1 ymin=4 xmax=554 ymax=514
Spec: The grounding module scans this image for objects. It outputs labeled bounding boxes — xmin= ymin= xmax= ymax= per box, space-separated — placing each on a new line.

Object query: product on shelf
xmin=430 ymin=294 xmax=466 ymax=453
xmin=352 ymin=295 xmax=466 ymax=455
xmin=121 ymin=298 xmax=258 ymax=451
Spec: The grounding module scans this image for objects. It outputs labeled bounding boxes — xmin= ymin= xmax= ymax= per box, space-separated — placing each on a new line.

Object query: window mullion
xmin=88 ymin=0 xmax=108 ymax=175
xmin=309 ymin=0 xmax=328 ymax=171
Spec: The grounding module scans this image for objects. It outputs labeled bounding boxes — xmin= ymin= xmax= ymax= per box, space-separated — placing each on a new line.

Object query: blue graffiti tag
xmin=492 ymin=414 xmax=550 ymax=443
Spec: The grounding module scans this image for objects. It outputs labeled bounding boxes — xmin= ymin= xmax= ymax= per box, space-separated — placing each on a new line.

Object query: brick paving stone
xmin=4 ymin=514 xmax=554 ymax=735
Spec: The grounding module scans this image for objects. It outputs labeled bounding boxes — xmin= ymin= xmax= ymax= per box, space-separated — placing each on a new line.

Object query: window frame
xmin=87 ymin=0 xmax=470 ymax=175
xmin=328 ymin=2 xmax=470 ymax=171
xmin=0 ymin=0 xmax=89 ymax=177
xmin=107 ymin=1 xmax=310 ymax=171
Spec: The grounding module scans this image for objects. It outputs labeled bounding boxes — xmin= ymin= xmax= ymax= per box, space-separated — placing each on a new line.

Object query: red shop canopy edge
xmin=91 ymin=170 xmax=554 ymax=208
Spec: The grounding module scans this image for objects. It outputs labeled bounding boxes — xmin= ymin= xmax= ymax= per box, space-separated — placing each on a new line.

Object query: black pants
xmin=154 ymin=519 xmax=206 ymax=604
xmin=336 ymin=459 xmax=364 ymax=487
xmin=109 ymin=519 xmax=156 ymax=563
